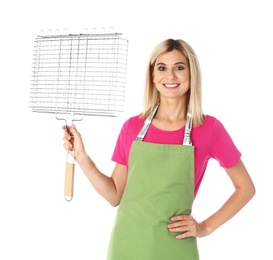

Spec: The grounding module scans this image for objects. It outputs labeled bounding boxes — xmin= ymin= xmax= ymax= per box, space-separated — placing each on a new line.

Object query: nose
xmin=166 ymin=68 xmax=176 ymax=79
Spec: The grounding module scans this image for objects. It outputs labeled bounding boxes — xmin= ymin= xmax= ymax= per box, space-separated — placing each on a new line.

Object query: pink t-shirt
xmin=112 ymin=114 xmax=241 ymax=197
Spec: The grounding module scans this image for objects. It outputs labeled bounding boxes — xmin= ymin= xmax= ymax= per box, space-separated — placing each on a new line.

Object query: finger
xmin=63 ymin=130 xmax=71 ymax=140
xmin=168 ymin=224 xmax=188 ymax=232
xmin=175 ymin=231 xmax=192 ymax=239
xmin=168 ymin=223 xmax=196 ymax=239
xmin=68 ymin=124 xmax=76 ymax=132
xmin=63 ymin=139 xmax=73 ymax=149
xmin=63 ymin=143 xmax=72 ymax=150
xmin=170 ymin=214 xmax=192 ymax=223
xmin=168 ymin=215 xmax=195 ymax=229
xmin=168 ymin=219 xmax=188 ymax=229
xmin=63 ymin=133 xmax=74 ymax=144
xmin=68 ymin=125 xmax=81 ymax=139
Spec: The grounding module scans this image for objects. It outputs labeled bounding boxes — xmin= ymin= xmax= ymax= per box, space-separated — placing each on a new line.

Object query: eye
xmin=175 ymin=66 xmax=185 ymax=71
xmin=158 ymin=66 xmax=167 ymax=71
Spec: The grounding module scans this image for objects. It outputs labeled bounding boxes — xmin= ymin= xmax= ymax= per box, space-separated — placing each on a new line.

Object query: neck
xmin=156 ymin=100 xmax=187 ymax=122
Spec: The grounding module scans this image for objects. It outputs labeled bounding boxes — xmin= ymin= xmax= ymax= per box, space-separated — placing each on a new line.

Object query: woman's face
xmin=153 ymin=49 xmax=190 ymax=101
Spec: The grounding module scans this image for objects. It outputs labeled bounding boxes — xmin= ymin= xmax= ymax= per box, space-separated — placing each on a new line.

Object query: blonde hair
xmin=141 ymin=39 xmax=204 ymax=126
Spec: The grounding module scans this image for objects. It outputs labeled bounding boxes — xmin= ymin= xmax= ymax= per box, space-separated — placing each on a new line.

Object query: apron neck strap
xmin=136 ymin=104 xmax=193 ymax=146
xmin=136 ymin=105 xmax=159 ymax=141
xmin=183 ymin=110 xmax=193 ymax=146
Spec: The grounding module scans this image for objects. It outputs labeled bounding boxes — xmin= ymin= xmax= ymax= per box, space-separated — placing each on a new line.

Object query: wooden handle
xmin=64 ymin=163 xmax=75 ymax=202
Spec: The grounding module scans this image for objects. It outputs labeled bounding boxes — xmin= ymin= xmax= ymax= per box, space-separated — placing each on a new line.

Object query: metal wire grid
xmin=29 ymin=32 xmax=128 ymax=119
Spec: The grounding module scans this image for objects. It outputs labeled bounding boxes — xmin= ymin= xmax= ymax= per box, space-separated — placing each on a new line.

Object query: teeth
xmin=164 ymin=84 xmax=178 ymax=88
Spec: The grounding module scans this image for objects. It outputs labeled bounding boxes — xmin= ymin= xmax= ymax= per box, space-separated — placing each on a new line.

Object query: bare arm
xmin=168 ymin=159 xmax=256 ymax=238
xmin=63 ymin=124 xmax=127 ymax=207
xmin=200 ymin=159 xmax=255 ymax=235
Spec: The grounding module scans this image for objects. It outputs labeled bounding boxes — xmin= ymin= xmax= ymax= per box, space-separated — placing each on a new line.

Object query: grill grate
xmin=30 ymin=32 xmax=128 ymax=120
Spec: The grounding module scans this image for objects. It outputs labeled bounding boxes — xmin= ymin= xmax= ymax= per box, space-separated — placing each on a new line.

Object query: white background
xmin=0 ymin=0 xmax=272 ymax=259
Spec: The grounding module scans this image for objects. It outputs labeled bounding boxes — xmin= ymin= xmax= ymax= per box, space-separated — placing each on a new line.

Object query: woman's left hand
xmin=167 ymin=215 xmax=209 ymax=239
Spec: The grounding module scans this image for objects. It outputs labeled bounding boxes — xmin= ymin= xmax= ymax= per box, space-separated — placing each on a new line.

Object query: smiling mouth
xmin=164 ymin=84 xmax=180 ymax=88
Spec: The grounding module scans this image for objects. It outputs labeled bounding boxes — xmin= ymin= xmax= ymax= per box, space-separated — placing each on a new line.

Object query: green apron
xmin=107 ymin=106 xmax=199 ymax=260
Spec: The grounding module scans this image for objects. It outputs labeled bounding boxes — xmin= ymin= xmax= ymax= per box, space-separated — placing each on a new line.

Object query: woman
xmin=63 ymin=39 xmax=255 ymax=259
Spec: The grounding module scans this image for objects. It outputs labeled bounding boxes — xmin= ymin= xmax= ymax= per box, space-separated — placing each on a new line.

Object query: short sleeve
xmin=111 ymin=120 xmax=128 ymax=166
xmin=210 ymin=119 xmax=242 ymax=168
xmin=111 ymin=115 xmax=145 ymax=167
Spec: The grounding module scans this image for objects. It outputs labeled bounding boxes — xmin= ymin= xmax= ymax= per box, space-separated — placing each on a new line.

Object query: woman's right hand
xmin=62 ymin=124 xmax=85 ymax=160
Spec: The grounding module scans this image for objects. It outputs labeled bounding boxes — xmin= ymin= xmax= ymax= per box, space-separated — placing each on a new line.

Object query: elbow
xmin=107 ymin=196 xmax=121 ymax=207
xmin=249 ymin=177 xmax=256 ymax=199
xmin=250 ymin=184 xmax=256 ymax=199
xmin=108 ymin=189 xmax=123 ymax=207
xmin=109 ymin=200 xmax=120 ymax=207
xmin=244 ymin=182 xmax=256 ymax=203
